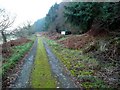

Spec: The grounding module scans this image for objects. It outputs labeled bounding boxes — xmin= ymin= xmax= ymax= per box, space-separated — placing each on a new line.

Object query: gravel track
xmin=43 ymin=40 xmax=77 ymax=88
xmin=11 ymin=38 xmax=37 ymax=88
xmin=10 ymin=37 xmax=78 ymax=88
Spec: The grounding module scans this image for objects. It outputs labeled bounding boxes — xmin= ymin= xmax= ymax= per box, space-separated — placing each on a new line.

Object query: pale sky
xmin=0 ymin=0 xmax=62 ymax=28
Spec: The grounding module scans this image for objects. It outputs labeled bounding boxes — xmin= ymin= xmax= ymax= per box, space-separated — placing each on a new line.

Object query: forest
xmin=1 ymin=1 xmax=120 ymax=89
xmin=35 ymin=2 xmax=120 ymax=34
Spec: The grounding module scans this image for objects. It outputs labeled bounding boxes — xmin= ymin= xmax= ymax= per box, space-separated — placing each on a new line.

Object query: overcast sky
xmin=0 ymin=0 xmax=62 ymax=28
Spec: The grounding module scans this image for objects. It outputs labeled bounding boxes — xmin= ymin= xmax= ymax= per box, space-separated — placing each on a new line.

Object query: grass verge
xmin=43 ymin=37 xmax=108 ymax=88
xmin=2 ymin=40 xmax=34 ymax=75
xmin=30 ymin=37 xmax=56 ymax=88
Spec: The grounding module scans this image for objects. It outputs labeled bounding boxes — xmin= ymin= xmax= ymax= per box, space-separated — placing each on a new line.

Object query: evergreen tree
xmin=64 ymin=2 xmax=120 ymax=33
xmin=45 ymin=3 xmax=59 ymax=31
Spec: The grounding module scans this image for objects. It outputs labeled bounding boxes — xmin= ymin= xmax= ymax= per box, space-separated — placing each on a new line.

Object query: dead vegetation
xmin=2 ymin=38 xmax=33 ymax=88
xmin=0 ymin=37 xmax=31 ymax=58
xmin=58 ymin=34 xmax=95 ymax=49
xmin=41 ymin=32 xmax=120 ymax=88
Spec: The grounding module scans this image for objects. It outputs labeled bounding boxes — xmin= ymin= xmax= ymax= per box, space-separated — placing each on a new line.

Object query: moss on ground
xmin=31 ymin=37 xmax=56 ymax=88
xmin=43 ymin=37 xmax=108 ymax=88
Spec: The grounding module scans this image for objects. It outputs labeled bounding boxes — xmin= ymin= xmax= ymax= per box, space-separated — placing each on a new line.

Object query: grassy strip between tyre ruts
xmin=31 ymin=37 xmax=56 ymax=88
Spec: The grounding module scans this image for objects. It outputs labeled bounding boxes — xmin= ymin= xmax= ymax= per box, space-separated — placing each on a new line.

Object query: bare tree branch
xmin=0 ymin=8 xmax=16 ymax=43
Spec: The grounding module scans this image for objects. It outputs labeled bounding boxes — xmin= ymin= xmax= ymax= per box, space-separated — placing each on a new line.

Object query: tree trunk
xmin=1 ymin=31 xmax=7 ymax=43
xmin=1 ymin=31 xmax=9 ymax=58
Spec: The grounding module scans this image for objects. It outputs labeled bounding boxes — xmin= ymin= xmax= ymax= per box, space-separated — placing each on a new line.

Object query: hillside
xmin=41 ymin=32 xmax=120 ymax=88
xmin=33 ymin=18 xmax=45 ymax=32
xmin=2 ymin=1 xmax=120 ymax=89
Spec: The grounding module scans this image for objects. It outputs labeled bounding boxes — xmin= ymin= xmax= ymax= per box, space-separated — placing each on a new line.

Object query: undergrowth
xmin=43 ymin=37 xmax=108 ymax=88
xmin=2 ymin=40 xmax=34 ymax=75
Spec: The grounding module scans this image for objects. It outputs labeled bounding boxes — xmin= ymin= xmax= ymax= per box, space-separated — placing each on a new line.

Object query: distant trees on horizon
xmin=34 ymin=2 xmax=120 ymax=34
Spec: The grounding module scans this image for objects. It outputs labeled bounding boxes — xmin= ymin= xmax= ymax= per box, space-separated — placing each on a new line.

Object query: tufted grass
xmin=2 ymin=41 xmax=34 ymax=75
xmin=43 ymin=37 xmax=108 ymax=88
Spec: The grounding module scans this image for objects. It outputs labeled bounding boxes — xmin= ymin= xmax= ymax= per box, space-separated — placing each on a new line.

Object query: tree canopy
xmin=35 ymin=2 xmax=120 ymax=34
xmin=64 ymin=2 xmax=120 ymax=33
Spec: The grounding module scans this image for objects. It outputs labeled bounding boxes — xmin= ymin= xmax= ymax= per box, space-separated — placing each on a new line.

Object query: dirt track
xmin=10 ymin=38 xmax=37 ymax=88
xmin=8 ymin=37 xmax=77 ymax=88
xmin=43 ymin=40 xmax=77 ymax=88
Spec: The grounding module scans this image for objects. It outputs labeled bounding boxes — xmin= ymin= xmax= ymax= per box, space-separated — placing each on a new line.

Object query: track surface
xmin=11 ymin=37 xmax=77 ymax=88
